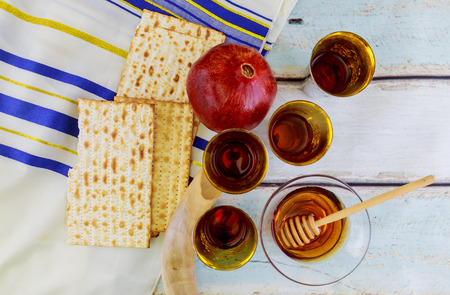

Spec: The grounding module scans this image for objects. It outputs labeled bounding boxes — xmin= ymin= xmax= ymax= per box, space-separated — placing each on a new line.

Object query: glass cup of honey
xmin=267 ymin=100 xmax=333 ymax=166
xmin=260 ymin=175 xmax=371 ymax=285
xmin=193 ymin=205 xmax=258 ymax=270
xmin=203 ymin=129 xmax=268 ymax=194
xmin=303 ymin=31 xmax=376 ymax=98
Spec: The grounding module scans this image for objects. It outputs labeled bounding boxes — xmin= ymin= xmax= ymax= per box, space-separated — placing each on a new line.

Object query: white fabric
xmin=0 ymin=156 xmax=164 ymax=294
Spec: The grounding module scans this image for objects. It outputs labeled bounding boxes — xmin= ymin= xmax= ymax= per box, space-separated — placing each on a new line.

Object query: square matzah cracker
xmin=117 ymin=27 xmax=204 ymax=103
xmin=115 ymin=96 xmax=193 ymax=232
xmin=66 ymin=98 xmax=155 ymax=248
xmin=137 ymin=9 xmax=226 ymax=54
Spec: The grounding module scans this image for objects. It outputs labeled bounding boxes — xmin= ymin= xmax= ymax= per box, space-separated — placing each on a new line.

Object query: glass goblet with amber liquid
xmin=268 ymin=100 xmax=332 ymax=166
xmin=203 ymin=129 xmax=268 ymax=194
xmin=193 ymin=205 xmax=257 ymax=270
xmin=304 ymin=31 xmax=375 ymax=97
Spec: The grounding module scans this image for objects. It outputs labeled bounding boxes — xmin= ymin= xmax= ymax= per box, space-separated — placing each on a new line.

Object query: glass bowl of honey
xmin=260 ymin=175 xmax=371 ymax=286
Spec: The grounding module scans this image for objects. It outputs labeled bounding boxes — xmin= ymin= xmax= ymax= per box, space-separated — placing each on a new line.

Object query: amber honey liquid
xmin=272 ymin=186 xmax=348 ymax=261
xmin=194 ymin=206 xmax=257 ymax=270
xmin=269 ymin=112 xmax=313 ymax=163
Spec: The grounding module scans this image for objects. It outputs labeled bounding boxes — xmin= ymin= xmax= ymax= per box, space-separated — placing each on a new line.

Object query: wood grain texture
xmin=266 ymin=0 xmax=450 ymax=79
xmin=154 ymin=185 xmax=449 ymax=294
xmin=252 ymin=80 xmax=450 ymax=184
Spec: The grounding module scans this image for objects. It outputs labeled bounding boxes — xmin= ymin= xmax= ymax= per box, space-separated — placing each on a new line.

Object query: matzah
xmin=66 ymin=98 xmax=155 ymax=248
xmin=115 ymin=96 xmax=194 ymax=232
xmin=117 ymin=27 xmax=204 ymax=103
xmin=136 ymin=9 xmax=226 ymax=54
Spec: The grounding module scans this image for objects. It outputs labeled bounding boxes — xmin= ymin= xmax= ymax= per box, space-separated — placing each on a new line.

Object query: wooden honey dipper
xmin=280 ymin=175 xmax=436 ymax=248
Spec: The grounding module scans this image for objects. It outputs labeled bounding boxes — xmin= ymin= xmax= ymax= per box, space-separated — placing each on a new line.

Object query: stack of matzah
xmin=66 ymin=10 xmax=225 ymax=248
xmin=116 ymin=10 xmax=225 ymax=235
xmin=115 ymin=97 xmax=194 ymax=233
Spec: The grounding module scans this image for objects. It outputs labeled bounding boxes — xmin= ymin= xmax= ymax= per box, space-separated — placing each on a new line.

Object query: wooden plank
xmin=266 ymin=0 xmax=450 ymax=79
xmin=249 ymin=79 xmax=450 ymax=184
xmin=154 ymin=185 xmax=449 ymax=294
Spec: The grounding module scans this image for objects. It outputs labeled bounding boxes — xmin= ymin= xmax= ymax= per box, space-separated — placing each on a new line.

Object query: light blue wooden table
xmin=155 ymin=0 xmax=450 ymax=294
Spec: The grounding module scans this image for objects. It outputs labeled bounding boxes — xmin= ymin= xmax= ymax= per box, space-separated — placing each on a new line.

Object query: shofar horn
xmin=161 ymin=170 xmax=222 ymax=295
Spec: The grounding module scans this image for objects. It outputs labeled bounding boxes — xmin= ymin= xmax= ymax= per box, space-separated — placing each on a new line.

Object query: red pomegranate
xmin=186 ymin=43 xmax=277 ymax=132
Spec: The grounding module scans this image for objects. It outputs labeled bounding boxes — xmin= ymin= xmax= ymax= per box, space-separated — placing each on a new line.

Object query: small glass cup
xmin=267 ymin=100 xmax=332 ymax=166
xmin=302 ymin=31 xmax=376 ymax=98
xmin=203 ymin=129 xmax=268 ymax=194
xmin=193 ymin=205 xmax=258 ymax=271
xmin=260 ymin=175 xmax=371 ymax=285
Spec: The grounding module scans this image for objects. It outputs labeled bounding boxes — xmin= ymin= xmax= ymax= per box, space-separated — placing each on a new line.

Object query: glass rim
xmin=310 ymin=30 xmax=375 ymax=59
